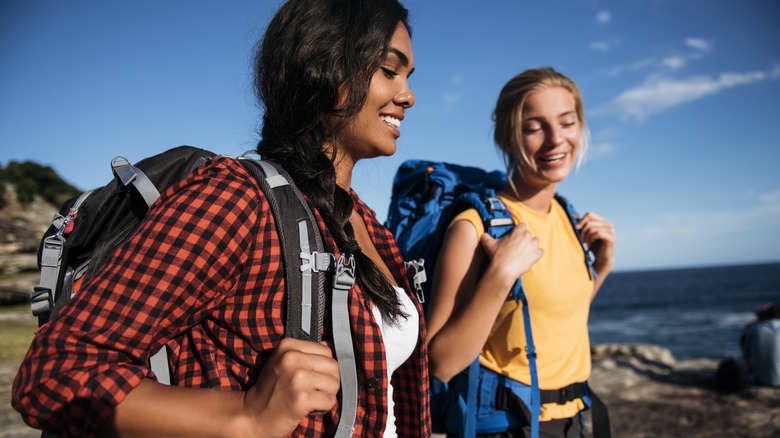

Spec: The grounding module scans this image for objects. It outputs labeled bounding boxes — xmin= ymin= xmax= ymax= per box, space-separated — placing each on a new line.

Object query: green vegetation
xmin=0 ymin=161 xmax=81 ymax=208
xmin=0 ymin=305 xmax=36 ymax=363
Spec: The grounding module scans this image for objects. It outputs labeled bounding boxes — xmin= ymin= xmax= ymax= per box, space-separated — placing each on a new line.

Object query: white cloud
xmin=759 ymin=190 xmax=780 ymax=204
xmin=596 ymin=10 xmax=611 ymax=24
xmin=443 ymin=93 xmax=462 ymax=104
xmin=746 ymin=188 xmax=780 ymax=205
xmin=588 ymin=141 xmax=617 ymax=159
xmin=662 ymin=56 xmax=687 ymax=70
xmin=590 ymin=41 xmax=611 ymax=52
xmin=451 ymin=74 xmax=463 ymax=85
xmin=685 ymin=38 xmax=712 ymax=52
xmin=638 ymin=201 xmax=780 ymax=241
xmin=594 ymin=67 xmax=778 ymax=120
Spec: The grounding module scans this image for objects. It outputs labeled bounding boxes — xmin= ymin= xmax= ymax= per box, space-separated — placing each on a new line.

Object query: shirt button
xmin=366 ymin=377 xmax=379 ymax=388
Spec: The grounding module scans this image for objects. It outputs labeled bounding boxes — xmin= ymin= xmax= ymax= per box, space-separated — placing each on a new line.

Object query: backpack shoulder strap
xmin=240 ymin=157 xmax=359 ymax=437
xmin=554 ymin=194 xmax=596 ymax=279
xmin=239 ymin=158 xmax=326 ymax=342
xmin=457 ymin=191 xmax=541 ymax=438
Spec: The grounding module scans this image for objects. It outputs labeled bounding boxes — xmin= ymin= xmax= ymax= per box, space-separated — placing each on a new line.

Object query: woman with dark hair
xmin=426 ymin=68 xmax=615 ymax=437
xmin=12 ymin=0 xmax=429 ymax=437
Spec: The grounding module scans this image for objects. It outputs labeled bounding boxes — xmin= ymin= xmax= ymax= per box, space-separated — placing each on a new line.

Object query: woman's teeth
xmin=380 ymin=115 xmax=400 ymax=128
xmin=540 ymin=153 xmax=565 ymax=162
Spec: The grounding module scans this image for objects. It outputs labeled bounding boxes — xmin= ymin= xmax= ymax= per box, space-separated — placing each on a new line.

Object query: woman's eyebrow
xmin=387 ymin=48 xmax=414 ymax=74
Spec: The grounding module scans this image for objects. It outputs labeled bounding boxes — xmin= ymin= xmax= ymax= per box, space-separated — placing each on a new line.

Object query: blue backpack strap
xmin=554 ymin=194 xmax=596 ymax=280
xmin=456 ymin=192 xmax=541 ymax=438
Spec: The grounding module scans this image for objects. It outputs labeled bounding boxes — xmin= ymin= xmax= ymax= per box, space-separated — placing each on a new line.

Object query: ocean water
xmin=588 ymin=262 xmax=780 ymax=361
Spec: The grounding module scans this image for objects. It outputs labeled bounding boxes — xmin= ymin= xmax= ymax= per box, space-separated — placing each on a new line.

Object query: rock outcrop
xmin=587 ymin=344 xmax=780 ymax=438
xmin=0 ymin=218 xmax=44 ymax=306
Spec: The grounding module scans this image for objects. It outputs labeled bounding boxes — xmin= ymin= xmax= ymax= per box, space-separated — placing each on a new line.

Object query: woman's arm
xmin=576 ymin=211 xmax=616 ymax=299
xmin=97 ymin=338 xmax=340 ymax=438
xmin=425 ymin=220 xmax=543 ymax=382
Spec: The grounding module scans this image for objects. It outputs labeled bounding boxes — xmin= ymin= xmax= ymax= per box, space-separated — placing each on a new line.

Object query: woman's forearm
xmin=97 ymin=379 xmax=253 ymax=438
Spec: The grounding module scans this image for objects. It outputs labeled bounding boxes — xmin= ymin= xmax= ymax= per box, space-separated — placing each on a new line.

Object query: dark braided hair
xmin=254 ymin=0 xmax=411 ymax=321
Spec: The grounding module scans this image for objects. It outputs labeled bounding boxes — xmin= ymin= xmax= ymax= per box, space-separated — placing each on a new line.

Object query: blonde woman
xmin=427 ymin=67 xmax=615 ymax=437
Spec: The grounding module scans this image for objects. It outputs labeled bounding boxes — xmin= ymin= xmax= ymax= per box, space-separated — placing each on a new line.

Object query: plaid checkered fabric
xmin=13 ymin=157 xmax=431 ymax=437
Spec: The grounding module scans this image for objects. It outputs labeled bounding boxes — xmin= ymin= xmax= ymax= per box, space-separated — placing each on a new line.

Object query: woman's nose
xmin=395 ymin=85 xmax=415 ymax=108
xmin=547 ymin=126 xmax=565 ymax=146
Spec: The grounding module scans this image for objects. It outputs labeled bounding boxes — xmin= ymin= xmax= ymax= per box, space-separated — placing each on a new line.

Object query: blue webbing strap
xmin=513 ymin=280 xmax=540 ymax=438
xmin=554 ymin=194 xmax=597 ymax=280
xmin=463 ymin=357 xmax=479 ymax=437
xmin=470 ymin=193 xmax=540 ymax=438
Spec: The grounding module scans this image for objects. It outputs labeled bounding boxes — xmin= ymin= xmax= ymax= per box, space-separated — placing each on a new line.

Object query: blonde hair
xmin=492 ymin=67 xmax=591 ymax=193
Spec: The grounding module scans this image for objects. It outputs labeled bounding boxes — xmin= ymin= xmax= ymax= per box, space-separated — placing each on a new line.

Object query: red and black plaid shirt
xmin=13 ymin=157 xmax=431 ymax=437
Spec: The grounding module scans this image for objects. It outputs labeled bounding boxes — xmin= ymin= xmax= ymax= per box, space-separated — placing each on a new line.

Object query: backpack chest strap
xmin=495 ymin=381 xmax=589 ymax=408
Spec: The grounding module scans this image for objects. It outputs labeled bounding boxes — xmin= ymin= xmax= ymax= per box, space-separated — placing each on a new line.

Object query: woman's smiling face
xmin=336 ymin=22 xmax=415 ymax=163
xmin=517 ymin=86 xmax=581 ymax=187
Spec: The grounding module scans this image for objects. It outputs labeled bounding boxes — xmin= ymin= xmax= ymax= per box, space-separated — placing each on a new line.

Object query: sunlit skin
xmin=425 ymin=85 xmax=616 ymax=382
xmin=515 ymin=86 xmax=581 ymax=200
xmin=333 ymin=22 xmax=415 ymax=190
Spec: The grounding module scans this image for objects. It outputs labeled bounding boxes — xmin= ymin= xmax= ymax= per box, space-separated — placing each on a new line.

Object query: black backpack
xmin=30 ymin=145 xmax=359 ymax=438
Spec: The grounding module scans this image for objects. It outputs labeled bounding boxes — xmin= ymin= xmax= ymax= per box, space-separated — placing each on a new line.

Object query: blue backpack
xmin=386 ymin=159 xmax=609 ymax=438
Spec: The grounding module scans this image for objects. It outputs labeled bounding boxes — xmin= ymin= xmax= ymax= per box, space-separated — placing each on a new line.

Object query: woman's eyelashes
xmin=381 ymin=67 xmax=399 ymax=78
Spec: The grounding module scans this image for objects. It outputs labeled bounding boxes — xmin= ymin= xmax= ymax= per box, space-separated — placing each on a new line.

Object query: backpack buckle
xmin=404 ymin=259 xmax=427 ymax=303
xmin=300 ymin=251 xmax=335 ymax=273
xmin=485 ymin=197 xmax=506 ymax=215
xmin=333 ymin=254 xmax=356 ymax=291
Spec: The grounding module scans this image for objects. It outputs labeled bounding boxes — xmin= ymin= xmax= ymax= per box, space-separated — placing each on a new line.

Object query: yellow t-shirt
xmin=451 ymin=191 xmax=594 ymax=421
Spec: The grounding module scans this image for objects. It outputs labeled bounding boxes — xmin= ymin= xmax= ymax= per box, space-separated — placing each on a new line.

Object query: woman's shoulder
xmin=175 ymin=156 xmax=265 ymax=198
xmin=155 ymin=155 xmax=271 ymax=224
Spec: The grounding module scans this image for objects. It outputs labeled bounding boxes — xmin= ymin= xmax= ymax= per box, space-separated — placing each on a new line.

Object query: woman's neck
xmin=509 ymin=174 xmax=557 ymax=214
xmin=325 ymin=141 xmax=355 ymax=191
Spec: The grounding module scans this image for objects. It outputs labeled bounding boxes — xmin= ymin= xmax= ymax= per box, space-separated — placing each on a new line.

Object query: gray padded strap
xmin=332 ymin=255 xmax=357 ymax=438
xmin=254 ymin=159 xmax=289 ymax=188
xmin=31 ymin=234 xmax=64 ymax=317
xmin=149 ymin=347 xmax=170 ymax=385
xmin=111 ymin=155 xmax=160 ymax=208
xmin=298 ymin=221 xmax=313 ymax=335
xmin=32 ymin=190 xmax=94 ymax=320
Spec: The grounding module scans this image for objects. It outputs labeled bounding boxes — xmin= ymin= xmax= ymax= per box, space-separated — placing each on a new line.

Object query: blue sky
xmin=1 ymin=0 xmax=779 ymax=271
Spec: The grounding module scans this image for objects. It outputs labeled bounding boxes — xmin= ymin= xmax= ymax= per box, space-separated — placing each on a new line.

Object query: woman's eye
xmin=561 ymin=118 xmax=578 ymax=128
xmin=381 ymin=67 xmax=399 ymax=78
xmin=523 ymin=124 xmax=542 ymax=134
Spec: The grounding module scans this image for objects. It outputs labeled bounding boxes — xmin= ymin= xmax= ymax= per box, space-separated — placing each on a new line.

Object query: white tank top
xmin=371 ymin=286 xmax=419 ymax=438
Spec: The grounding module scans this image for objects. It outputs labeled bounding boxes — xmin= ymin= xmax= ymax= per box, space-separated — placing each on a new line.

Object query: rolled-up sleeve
xmin=12 ymin=157 xmax=266 ymax=437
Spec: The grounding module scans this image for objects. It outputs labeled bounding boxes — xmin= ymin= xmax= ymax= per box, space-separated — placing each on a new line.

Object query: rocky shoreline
xmin=3 ymin=337 xmax=778 ymax=438
xmin=587 ymin=344 xmax=780 ymax=437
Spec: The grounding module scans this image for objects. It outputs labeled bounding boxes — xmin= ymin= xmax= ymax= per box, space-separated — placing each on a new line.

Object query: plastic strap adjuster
xmin=485 ymin=197 xmax=506 ymax=214
xmin=300 ymin=251 xmax=335 ymax=273
xmin=404 ymin=259 xmax=427 ymax=303
xmin=333 ymin=254 xmax=356 ymax=292
xmin=30 ymin=287 xmax=53 ymax=317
